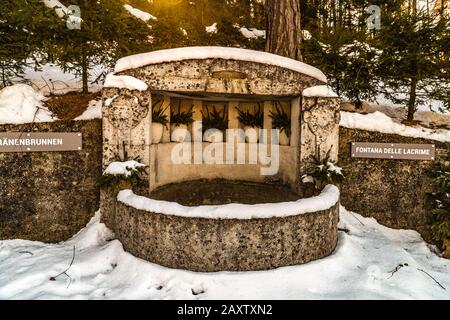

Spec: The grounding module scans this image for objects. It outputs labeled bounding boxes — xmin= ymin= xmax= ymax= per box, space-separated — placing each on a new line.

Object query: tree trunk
xmin=265 ymin=0 xmax=302 ymax=61
xmin=411 ymin=0 xmax=417 ymax=14
xmin=81 ymin=45 xmax=88 ymax=94
xmin=407 ymin=77 xmax=418 ymax=121
xmin=1 ymin=64 xmax=6 ymax=88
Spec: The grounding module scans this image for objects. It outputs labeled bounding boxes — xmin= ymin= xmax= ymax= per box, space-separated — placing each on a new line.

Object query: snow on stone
xmin=104 ymin=160 xmax=146 ymax=177
xmin=104 ymin=73 xmax=148 ymax=91
xmin=340 ymin=111 xmax=450 ymax=143
xmin=104 ymin=95 xmax=119 ymax=107
xmin=303 ymin=85 xmax=338 ymax=98
xmin=239 ymin=27 xmax=265 ymax=39
xmin=117 ymin=184 xmax=339 ymax=219
xmin=0 ymin=84 xmax=55 ymax=124
xmin=205 ymin=22 xmax=218 ymax=34
xmin=114 ymin=46 xmax=328 ymax=83
xmin=74 ymin=100 xmax=102 ymax=121
xmin=123 ymin=4 xmax=156 ymax=22
xmin=1 ymin=207 xmax=449 ymax=299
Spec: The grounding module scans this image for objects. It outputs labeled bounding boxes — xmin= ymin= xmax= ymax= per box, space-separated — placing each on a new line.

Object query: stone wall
xmin=0 ymin=119 xmax=102 ymax=242
xmin=339 ymin=127 xmax=450 ymax=242
xmin=121 ymin=59 xmax=323 ymax=96
xmin=147 ymin=143 xmax=298 ymax=191
xmin=104 ymin=196 xmax=339 ymax=272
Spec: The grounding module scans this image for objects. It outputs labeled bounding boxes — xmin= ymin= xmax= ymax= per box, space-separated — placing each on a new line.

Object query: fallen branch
xmin=417 ymin=268 xmax=446 ymax=290
xmin=387 ymin=263 xmax=408 ymax=279
xmin=338 ymin=227 xmax=350 ymax=233
xmin=18 ymin=250 xmax=33 ymax=255
xmin=349 ymin=211 xmax=365 ymax=226
xmin=49 ymin=246 xmax=76 ymax=287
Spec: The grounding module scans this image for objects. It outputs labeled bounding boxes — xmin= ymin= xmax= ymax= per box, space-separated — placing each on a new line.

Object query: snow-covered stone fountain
xmin=101 ymin=46 xmax=341 ymax=271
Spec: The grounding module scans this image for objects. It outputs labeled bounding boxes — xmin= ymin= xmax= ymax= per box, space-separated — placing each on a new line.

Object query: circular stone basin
xmin=106 ymin=182 xmax=340 ymax=272
xmin=150 ymin=179 xmax=300 ymax=206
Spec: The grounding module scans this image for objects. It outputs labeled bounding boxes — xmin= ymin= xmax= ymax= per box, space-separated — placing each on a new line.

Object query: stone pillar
xmin=192 ymin=100 xmax=203 ymax=142
xmin=290 ymin=97 xmax=300 ymax=147
xmin=101 ymin=87 xmax=152 ymax=221
xmin=102 ymin=88 xmax=151 ymax=167
xmin=297 ymin=95 xmax=340 ymax=193
xmin=228 ymin=101 xmax=240 ymax=130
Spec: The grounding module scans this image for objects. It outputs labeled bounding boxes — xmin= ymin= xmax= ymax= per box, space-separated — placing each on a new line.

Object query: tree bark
xmin=81 ymin=45 xmax=88 ymax=94
xmin=1 ymin=63 xmax=6 ymax=88
xmin=265 ymin=0 xmax=302 ymax=61
xmin=407 ymin=77 xmax=418 ymax=121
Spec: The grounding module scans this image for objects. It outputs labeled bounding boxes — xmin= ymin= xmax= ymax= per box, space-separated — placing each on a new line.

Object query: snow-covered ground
xmin=0 ymin=84 xmax=55 ymax=124
xmin=0 ymin=207 xmax=448 ymax=300
xmin=73 ymin=99 xmax=102 ymax=121
xmin=13 ymin=63 xmax=107 ymax=96
xmin=340 ymin=111 xmax=450 ymax=142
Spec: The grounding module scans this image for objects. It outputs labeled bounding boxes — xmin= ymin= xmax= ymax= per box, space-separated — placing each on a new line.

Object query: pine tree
xmin=48 ymin=0 xmax=151 ymax=93
xmin=0 ymin=0 xmax=62 ymax=87
xmin=376 ymin=8 xmax=450 ymax=120
xmin=143 ymin=0 xmax=265 ymax=50
xmin=305 ymin=26 xmax=380 ymax=106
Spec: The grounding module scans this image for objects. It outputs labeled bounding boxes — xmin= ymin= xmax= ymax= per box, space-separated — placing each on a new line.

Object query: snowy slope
xmin=0 ymin=207 xmax=448 ymax=300
xmin=340 ymin=111 xmax=450 ymax=143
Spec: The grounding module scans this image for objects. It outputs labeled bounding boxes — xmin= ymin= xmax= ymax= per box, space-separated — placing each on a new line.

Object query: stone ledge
xmin=104 ymin=195 xmax=339 ymax=272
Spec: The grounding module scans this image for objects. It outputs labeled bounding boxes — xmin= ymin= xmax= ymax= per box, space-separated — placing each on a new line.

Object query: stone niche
xmin=102 ymin=47 xmax=340 ymax=194
xmin=101 ymin=47 xmax=341 ymax=271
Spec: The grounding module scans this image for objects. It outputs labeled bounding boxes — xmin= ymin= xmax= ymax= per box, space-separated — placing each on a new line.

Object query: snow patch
xmin=104 ymin=160 xmax=146 ymax=177
xmin=123 ymin=4 xmax=156 ymax=22
xmin=41 ymin=0 xmax=82 ymax=25
xmin=114 ymin=46 xmax=327 ymax=83
xmin=340 ymin=111 xmax=450 ymax=143
xmin=104 ymin=95 xmax=119 ymax=107
xmin=302 ymin=29 xmax=312 ymax=40
xmin=239 ymin=27 xmax=265 ymax=39
xmin=104 ymin=73 xmax=148 ymax=91
xmin=205 ymin=22 xmax=218 ymax=34
xmin=303 ymin=85 xmax=339 ymax=98
xmin=74 ymin=100 xmax=102 ymax=121
xmin=0 ymin=84 xmax=55 ymax=124
xmin=117 ymin=184 xmax=339 ymax=219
